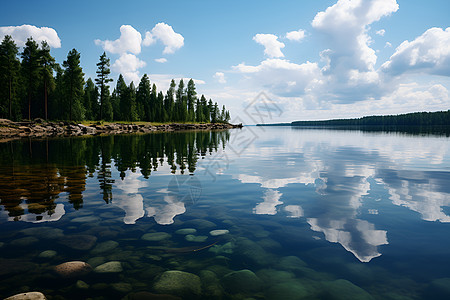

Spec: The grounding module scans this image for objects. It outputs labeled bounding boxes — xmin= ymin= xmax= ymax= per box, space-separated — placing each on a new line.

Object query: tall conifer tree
xmin=95 ymin=52 xmax=113 ymax=120
xmin=0 ymin=35 xmax=20 ymax=119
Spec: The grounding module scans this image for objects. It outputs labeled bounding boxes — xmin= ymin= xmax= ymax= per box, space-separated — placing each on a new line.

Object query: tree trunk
xmin=28 ymin=90 xmax=31 ymax=121
xmin=8 ymin=77 xmax=12 ymax=119
xmin=100 ymin=84 xmax=103 ymax=120
xmin=69 ymin=80 xmax=73 ymax=121
xmin=44 ymin=80 xmax=48 ymax=121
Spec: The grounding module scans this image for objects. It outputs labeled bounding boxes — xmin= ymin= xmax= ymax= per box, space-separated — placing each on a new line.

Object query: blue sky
xmin=1 ymin=0 xmax=449 ymax=123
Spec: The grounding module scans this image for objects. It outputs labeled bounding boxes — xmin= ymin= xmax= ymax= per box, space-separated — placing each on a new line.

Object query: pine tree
xmin=225 ymin=110 xmax=231 ymax=123
xmin=175 ymin=79 xmax=186 ymax=121
xmin=39 ymin=41 xmax=55 ymax=120
xmin=165 ymin=79 xmax=176 ymax=121
xmin=115 ymin=74 xmax=127 ymax=121
xmin=95 ymin=52 xmax=113 ymax=120
xmin=21 ymin=38 xmax=41 ymax=120
xmin=220 ymin=105 xmax=227 ymax=123
xmin=136 ymin=74 xmax=151 ymax=121
xmin=127 ymin=81 xmax=138 ymax=121
xmin=156 ymin=91 xmax=164 ymax=122
xmin=83 ymin=78 xmax=98 ymax=120
xmin=62 ymin=48 xmax=85 ymax=120
xmin=200 ymin=95 xmax=209 ymax=122
xmin=49 ymin=64 xmax=64 ymax=120
xmin=0 ymin=35 xmax=20 ymax=120
xmin=208 ymin=99 xmax=214 ymax=123
xmin=150 ymin=83 xmax=157 ymax=121
xmin=195 ymin=99 xmax=203 ymax=122
xmin=187 ymin=79 xmax=197 ymax=122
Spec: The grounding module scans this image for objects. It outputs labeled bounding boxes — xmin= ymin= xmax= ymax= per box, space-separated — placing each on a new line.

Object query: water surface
xmin=1 ymin=127 xmax=450 ymax=299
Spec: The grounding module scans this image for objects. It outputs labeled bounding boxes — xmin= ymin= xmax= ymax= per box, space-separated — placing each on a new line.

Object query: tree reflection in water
xmin=0 ymin=131 xmax=230 ymax=221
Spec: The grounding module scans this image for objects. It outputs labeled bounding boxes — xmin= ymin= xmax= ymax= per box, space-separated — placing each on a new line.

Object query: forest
xmin=291 ymin=110 xmax=450 ymax=127
xmin=0 ymin=35 xmax=231 ymax=123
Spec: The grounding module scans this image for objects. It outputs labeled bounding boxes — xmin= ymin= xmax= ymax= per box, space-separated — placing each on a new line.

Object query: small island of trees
xmin=0 ymin=35 xmax=231 ymax=124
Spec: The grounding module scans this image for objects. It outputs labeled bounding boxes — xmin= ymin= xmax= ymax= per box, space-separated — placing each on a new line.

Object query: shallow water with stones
xmin=1 ymin=127 xmax=450 ymax=299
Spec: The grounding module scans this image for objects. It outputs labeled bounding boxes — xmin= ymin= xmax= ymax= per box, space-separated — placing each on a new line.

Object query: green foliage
xmin=0 ymin=35 xmax=20 ymax=120
xmin=95 ymin=52 xmax=113 ymax=120
xmin=291 ymin=111 xmax=450 ymax=127
xmin=39 ymin=41 xmax=56 ymax=120
xmin=0 ymin=36 xmax=231 ymax=122
xmin=83 ymin=78 xmax=99 ymax=120
xmin=21 ymin=37 xmax=41 ymax=120
xmin=187 ymin=78 xmax=196 ymax=122
xmin=63 ymin=48 xmax=85 ymax=120
xmin=136 ymin=74 xmax=151 ymax=121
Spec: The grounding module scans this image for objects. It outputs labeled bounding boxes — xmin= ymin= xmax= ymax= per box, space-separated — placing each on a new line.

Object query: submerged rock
xmin=200 ymin=270 xmax=223 ymax=299
xmin=54 ymin=261 xmax=92 ymax=278
xmin=266 ymin=281 xmax=309 ymax=300
xmin=91 ymin=240 xmax=119 ymax=254
xmin=0 ymin=259 xmax=35 ymax=276
xmin=256 ymin=269 xmax=295 ymax=285
xmin=94 ymin=261 xmax=123 ymax=273
xmin=235 ymin=237 xmax=274 ymax=266
xmin=209 ymin=229 xmax=229 ymax=236
xmin=184 ymin=219 xmax=217 ymax=230
xmin=38 ymin=250 xmax=57 ymax=259
xmin=185 ymin=234 xmax=208 ymax=242
xmin=20 ymin=227 xmax=64 ymax=239
xmin=124 ymin=291 xmax=182 ymax=300
xmin=87 ymin=256 xmax=106 ymax=268
xmin=111 ymin=282 xmax=133 ymax=293
xmin=141 ymin=232 xmax=171 ymax=241
xmin=5 ymin=292 xmax=47 ymax=300
xmin=58 ymin=234 xmax=97 ymax=250
xmin=76 ymin=280 xmax=89 ymax=289
xmin=10 ymin=236 xmax=39 ymax=247
xmin=278 ymin=256 xmax=307 ymax=271
xmin=221 ymin=269 xmax=262 ymax=294
xmin=153 ymin=270 xmax=202 ymax=297
xmin=175 ymin=228 xmax=197 ymax=235
xmin=209 ymin=242 xmax=234 ymax=255
xmin=321 ymin=279 xmax=374 ymax=300
xmin=70 ymin=215 xmax=100 ymax=223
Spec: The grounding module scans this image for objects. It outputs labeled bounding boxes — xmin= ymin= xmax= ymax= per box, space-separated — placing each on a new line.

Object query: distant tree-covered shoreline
xmin=291 ymin=110 xmax=450 ymax=127
xmin=0 ymin=36 xmax=231 ymax=123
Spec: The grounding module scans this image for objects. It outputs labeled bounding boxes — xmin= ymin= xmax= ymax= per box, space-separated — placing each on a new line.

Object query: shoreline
xmin=0 ymin=118 xmax=243 ymax=141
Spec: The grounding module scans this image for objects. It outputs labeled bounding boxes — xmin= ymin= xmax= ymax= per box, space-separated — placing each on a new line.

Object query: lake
xmin=1 ymin=127 xmax=450 ymax=299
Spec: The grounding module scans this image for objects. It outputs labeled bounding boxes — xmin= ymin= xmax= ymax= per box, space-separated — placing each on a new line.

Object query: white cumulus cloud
xmin=253 ymin=33 xmax=285 ymax=58
xmin=155 ymin=58 xmax=167 ymax=63
xmin=144 ymin=23 xmax=184 ymax=54
xmin=376 ymin=29 xmax=385 ymax=36
xmin=381 ymin=27 xmax=450 ymax=76
xmin=112 ymin=53 xmax=146 ymax=84
xmin=312 ymin=0 xmax=398 ymax=74
xmin=0 ymin=24 xmax=61 ymax=48
xmin=95 ymin=25 xmax=142 ymax=55
xmin=286 ymin=29 xmax=306 ymax=42
xmin=214 ymin=72 xmax=226 ymax=83
xmin=233 ymin=59 xmax=321 ymax=97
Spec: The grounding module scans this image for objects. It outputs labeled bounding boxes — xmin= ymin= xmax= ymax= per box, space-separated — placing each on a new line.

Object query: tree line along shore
xmin=0 ymin=35 xmax=231 ymax=124
xmin=290 ymin=110 xmax=450 ymax=127
xmin=257 ymin=110 xmax=450 ymax=128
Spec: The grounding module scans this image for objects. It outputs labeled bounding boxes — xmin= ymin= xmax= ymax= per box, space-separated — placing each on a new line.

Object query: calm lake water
xmin=1 ymin=127 xmax=450 ymax=299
